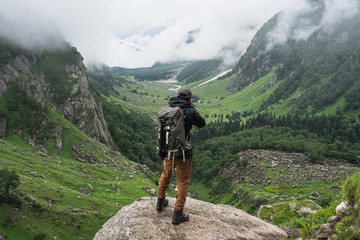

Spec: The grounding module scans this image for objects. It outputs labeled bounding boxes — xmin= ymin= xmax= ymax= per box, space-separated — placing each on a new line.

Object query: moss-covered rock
xmin=257 ymin=199 xmax=322 ymax=225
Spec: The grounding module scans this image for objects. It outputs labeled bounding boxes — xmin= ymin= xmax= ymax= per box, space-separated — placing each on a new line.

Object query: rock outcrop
xmin=221 ymin=150 xmax=359 ymax=189
xmin=0 ymin=41 xmax=114 ymax=148
xmin=93 ymin=197 xmax=287 ymax=240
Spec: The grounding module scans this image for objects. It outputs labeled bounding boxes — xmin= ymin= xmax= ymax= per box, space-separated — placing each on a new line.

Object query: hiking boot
xmin=172 ymin=209 xmax=189 ymax=225
xmin=156 ymin=197 xmax=168 ymax=212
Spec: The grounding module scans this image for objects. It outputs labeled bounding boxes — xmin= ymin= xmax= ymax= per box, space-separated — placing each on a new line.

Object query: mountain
xmin=110 ymin=59 xmax=224 ymax=84
xmin=0 ymin=38 xmax=165 ymax=239
xmin=231 ymin=0 xmax=360 ymax=114
xmin=110 ymin=61 xmax=187 ymax=81
xmin=1 ymin=1 xmax=360 ymax=238
xmin=0 ymin=38 xmax=113 ymax=149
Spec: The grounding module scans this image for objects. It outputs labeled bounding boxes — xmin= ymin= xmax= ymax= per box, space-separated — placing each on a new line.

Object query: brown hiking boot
xmin=156 ymin=197 xmax=168 ymax=212
xmin=172 ymin=209 xmax=189 ymax=225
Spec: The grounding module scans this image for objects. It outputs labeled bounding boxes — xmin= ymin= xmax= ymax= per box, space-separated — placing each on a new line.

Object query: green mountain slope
xmin=0 ymin=39 xmax=173 ymax=239
xmin=110 ymin=61 xmax=187 ymax=81
xmin=231 ymin=1 xmax=360 ymax=116
xmin=0 ymin=117 xmax=159 ymax=240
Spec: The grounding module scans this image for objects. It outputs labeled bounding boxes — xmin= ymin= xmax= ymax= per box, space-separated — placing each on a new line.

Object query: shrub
xmin=0 ymin=167 xmax=20 ymax=196
xmin=335 ymin=227 xmax=360 ymax=240
xmin=342 ymin=172 xmax=360 ymax=208
xmin=33 ymin=233 xmax=47 ymax=240
xmin=236 ymin=157 xmax=248 ymax=168
xmin=312 ymin=200 xmax=339 ymax=224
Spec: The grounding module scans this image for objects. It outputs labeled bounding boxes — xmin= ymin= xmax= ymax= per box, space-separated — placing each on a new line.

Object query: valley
xmin=1 ymin=1 xmax=360 ymax=239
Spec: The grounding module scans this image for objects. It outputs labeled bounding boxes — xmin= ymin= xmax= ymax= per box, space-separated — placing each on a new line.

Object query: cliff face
xmin=93 ymin=197 xmax=288 ymax=240
xmin=0 ymin=48 xmax=46 ymax=104
xmin=0 ymin=40 xmax=114 ymax=148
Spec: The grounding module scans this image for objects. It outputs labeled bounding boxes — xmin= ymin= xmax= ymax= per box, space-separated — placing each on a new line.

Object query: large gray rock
xmin=316 ymin=223 xmax=334 ymax=240
xmin=93 ymin=197 xmax=287 ymax=240
xmin=336 ymin=201 xmax=351 ymax=219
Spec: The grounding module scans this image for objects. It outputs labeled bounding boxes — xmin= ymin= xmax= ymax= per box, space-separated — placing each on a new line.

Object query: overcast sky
xmin=0 ymin=0 xmax=356 ymax=68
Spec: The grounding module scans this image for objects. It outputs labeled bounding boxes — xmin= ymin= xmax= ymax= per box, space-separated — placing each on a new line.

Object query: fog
xmin=1 ymin=0 xmax=357 ymax=68
xmin=266 ymin=0 xmax=360 ymax=50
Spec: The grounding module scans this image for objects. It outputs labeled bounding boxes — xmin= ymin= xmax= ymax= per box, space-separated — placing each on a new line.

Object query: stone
xmin=329 ymin=215 xmax=339 ymax=223
xmin=336 ymin=201 xmax=351 ymax=219
xmin=40 ymin=173 xmax=46 ymax=179
xmin=78 ymin=188 xmax=89 ymax=195
xmin=88 ymin=183 xmax=94 ymax=192
xmin=47 ymin=203 xmax=53 ymax=210
xmin=0 ymin=234 xmax=5 ymax=240
xmin=281 ymin=228 xmax=301 ymax=240
xmin=25 ymin=195 xmax=36 ymax=203
xmin=72 ymin=208 xmax=83 ymax=213
xmin=289 ymin=202 xmax=297 ymax=211
xmin=93 ymin=197 xmax=287 ymax=240
xmin=142 ymin=187 xmax=156 ymax=196
xmin=134 ymin=163 xmax=153 ymax=177
xmin=316 ymin=223 xmax=334 ymax=240
xmin=46 ymin=196 xmax=56 ymax=204
xmin=29 ymin=172 xmax=38 ymax=177
xmin=250 ymin=196 xmax=262 ymax=209
xmin=310 ymin=191 xmax=320 ymax=198
xmin=297 ymin=207 xmax=317 ymax=217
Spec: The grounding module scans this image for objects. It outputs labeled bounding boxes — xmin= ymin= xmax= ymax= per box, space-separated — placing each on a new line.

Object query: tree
xmin=0 ymin=167 xmax=20 ymax=196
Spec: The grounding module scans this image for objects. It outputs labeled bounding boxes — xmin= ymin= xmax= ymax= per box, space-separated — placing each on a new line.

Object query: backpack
xmin=156 ymin=106 xmax=190 ymax=162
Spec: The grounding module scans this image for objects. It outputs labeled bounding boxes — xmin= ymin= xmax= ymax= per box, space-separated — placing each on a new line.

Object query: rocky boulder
xmin=336 ymin=201 xmax=351 ymax=219
xmin=316 ymin=223 xmax=334 ymax=240
xmin=93 ymin=197 xmax=287 ymax=240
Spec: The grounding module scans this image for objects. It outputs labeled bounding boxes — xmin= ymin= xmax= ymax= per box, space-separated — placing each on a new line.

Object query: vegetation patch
xmin=264 ymin=184 xmax=290 ymax=194
xmin=259 ymin=200 xmax=322 ymax=226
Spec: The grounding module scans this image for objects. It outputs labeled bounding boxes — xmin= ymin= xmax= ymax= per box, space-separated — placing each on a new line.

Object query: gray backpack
xmin=156 ymin=106 xmax=190 ymax=163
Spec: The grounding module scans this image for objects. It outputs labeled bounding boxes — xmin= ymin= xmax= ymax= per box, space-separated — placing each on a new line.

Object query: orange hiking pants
xmin=158 ymin=157 xmax=192 ymax=211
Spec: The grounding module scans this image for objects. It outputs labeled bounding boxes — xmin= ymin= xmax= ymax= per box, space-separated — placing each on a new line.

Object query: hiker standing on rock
xmin=156 ymin=87 xmax=206 ymax=225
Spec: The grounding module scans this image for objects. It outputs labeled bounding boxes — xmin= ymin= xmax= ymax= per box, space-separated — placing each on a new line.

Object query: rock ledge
xmin=94 ymin=197 xmax=287 ymax=240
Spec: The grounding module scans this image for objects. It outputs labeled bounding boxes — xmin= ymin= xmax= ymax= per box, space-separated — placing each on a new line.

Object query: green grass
xmin=259 ymin=200 xmax=322 ymax=226
xmin=188 ymin=182 xmax=212 ymax=202
xmin=0 ymin=107 xmax=166 ymax=239
xmin=192 ymin=74 xmax=235 ymax=101
xmin=111 ymin=80 xmax=174 ymax=119
xmin=193 ymin=70 xmax=278 ymax=119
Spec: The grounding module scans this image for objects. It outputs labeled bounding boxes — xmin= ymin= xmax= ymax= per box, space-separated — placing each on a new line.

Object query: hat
xmin=177 ymin=87 xmax=192 ymax=99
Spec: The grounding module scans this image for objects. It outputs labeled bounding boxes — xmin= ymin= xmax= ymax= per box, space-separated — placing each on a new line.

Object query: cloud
xmin=0 ymin=1 xmax=66 ymax=49
xmin=266 ymin=0 xmax=360 ymax=51
xmin=0 ymin=0 xmax=304 ymax=67
xmin=321 ymin=0 xmax=360 ymax=29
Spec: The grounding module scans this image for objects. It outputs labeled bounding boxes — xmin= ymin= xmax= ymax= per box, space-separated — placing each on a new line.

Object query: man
xmin=156 ymin=86 xmax=206 ymax=225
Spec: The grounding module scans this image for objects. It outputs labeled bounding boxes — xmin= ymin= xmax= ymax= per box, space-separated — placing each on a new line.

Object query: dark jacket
xmin=168 ymin=97 xmax=206 ymax=158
